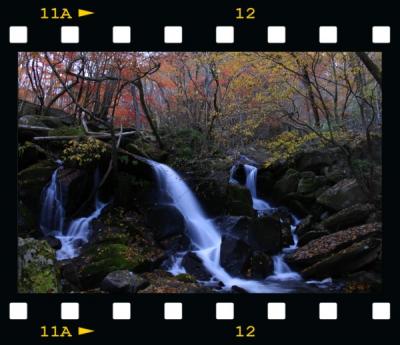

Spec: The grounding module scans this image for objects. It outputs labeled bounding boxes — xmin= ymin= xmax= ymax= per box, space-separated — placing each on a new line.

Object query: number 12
xmin=236 ymin=8 xmax=256 ymax=20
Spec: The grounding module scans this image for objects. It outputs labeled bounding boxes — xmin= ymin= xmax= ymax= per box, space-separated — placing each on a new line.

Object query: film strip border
xmin=8 ymin=301 xmax=392 ymax=320
xmin=8 ymin=25 xmax=391 ymax=45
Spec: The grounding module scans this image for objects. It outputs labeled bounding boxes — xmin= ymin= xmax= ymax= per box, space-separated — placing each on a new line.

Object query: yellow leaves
xmin=62 ymin=137 xmax=107 ymax=167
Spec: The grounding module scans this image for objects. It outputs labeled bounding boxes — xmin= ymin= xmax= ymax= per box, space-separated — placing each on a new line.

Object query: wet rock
xmin=18 ymin=237 xmax=61 ymax=293
xmin=195 ymin=178 xmax=227 ymax=217
xmin=57 ymin=168 xmax=92 ymax=217
xmin=147 ymin=205 xmax=186 ymax=241
xmin=138 ymin=270 xmax=213 ymax=293
xmin=242 ymin=251 xmax=273 ymax=279
xmin=225 ymin=184 xmax=254 ymax=217
xmin=317 ymin=178 xmax=368 ymax=211
xmin=323 ymin=164 xmax=349 ymax=183
xmin=44 ymin=235 xmax=62 ymax=250
xmin=17 ymin=200 xmax=37 ymax=237
xmin=220 ymin=235 xmax=252 ymax=277
xmin=231 ymin=285 xmax=249 ymax=293
xmin=320 ymin=203 xmax=374 ymax=232
xmin=100 ymin=270 xmax=149 ymax=293
xmin=297 ymin=171 xmax=327 ymax=194
xmin=231 ymin=215 xmax=283 ymax=254
xmin=298 ymin=230 xmax=329 ymax=247
xmin=286 ymin=223 xmax=382 ymax=269
xmin=181 ymin=252 xmax=212 ymax=281
xmin=295 ymin=215 xmax=314 ymax=237
xmin=342 ymin=271 xmax=382 ymax=293
xmin=301 ymin=238 xmax=382 ymax=279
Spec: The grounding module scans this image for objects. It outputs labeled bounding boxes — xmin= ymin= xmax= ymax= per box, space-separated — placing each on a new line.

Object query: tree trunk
xmin=356 ymin=52 xmax=382 ymax=89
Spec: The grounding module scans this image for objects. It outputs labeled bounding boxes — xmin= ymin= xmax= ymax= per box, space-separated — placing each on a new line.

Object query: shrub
xmin=62 ymin=137 xmax=107 ymax=167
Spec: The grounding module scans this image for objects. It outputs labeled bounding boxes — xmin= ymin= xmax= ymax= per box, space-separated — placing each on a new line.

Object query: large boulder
xmin=286 ymin=223 xmax=381 ymax=269
xmin=225 ymin=184 xmax=254 ymax=217
xmin=220 ymin=235 xmax=251 ymax=276
xmin=17 ymin=200 xmax=37 ymax=237
xmin=147 ymin=205 xmax=186 ymax=241
xmin=220 ymin=235 xmax=274 ymax=279
xmin=18 ymin=237 xmax=61 ymax=293
xmin=100 ymin=270 xmax=149 ymax=293
xmin=298 ymin=230 xmax=329 ymax=247
xmin=18 ymin=142 xmax=48 ymax=171
xmin=319 ymin=203 xmax=375 ymax=232
xmin=317 ymin=178 xmax=368 ymax=211
xmin=63 ymin=242 xmax=165 ymax=289
xmin=272 ymin=169 xmax=300 ymax=201
xmin=181 ymin=252 xmax=212 ymax=281
xmin=297 ymin=171 xmax=327 ymax=194
xmin=231 ymin=215 xmax=283 ymax=254
xmin=295 ymin=148 xmax=339 ymax=172
xmin=301 ymin=238 xmax=382 ymax=279
xmin=18 ymin=115 xmax=66 ymax=129
xmin=18 ymin=160 xmax=57 ymax=213
xmin=194 ymin=178 xmax=227 ymax=217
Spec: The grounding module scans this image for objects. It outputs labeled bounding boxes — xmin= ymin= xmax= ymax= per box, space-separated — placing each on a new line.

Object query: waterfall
xmin=40 ymin=167 xmax=65 ymax=234
xmin=149 ymin=160 xmax=295 ymax=292
xmin=243 ymin=164 xmax=301 ymax=281
xmin=40 ymin=167 xmax=107 ymax=260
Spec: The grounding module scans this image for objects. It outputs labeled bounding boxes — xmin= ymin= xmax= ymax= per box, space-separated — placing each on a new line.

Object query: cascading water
xmin=40 ymin=166 xmax=65 ymax=234
xmin=149 ymin=160 xmax=300 ymax=292
xmin=243 ymin=164 xmax=301 ymax=281
xmin=40 ymin=166 xmax=107 ymax=260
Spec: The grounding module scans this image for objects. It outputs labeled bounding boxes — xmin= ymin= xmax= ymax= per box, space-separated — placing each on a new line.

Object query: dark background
xmin=2 ymin=0 xmax=398 ymax=342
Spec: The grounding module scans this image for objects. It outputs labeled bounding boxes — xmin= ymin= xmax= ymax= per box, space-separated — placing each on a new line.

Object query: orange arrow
xmin=78 ymin=327 xmax=95 ymax=336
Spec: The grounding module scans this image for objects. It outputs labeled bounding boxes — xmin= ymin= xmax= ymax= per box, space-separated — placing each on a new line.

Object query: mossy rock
xmin=18 ymin=142 xmax=48 ymax=171
xmin=51 ymin=126 xmax=84 ymax=137
xmin=18 ymin=115 xmax=66 ymax=129
xmin=18 ymin=237 xmax=61 ymax=293
xmin=18 ymin=160 xmax=57 ymax=212
xmin=17 ymin=201 xmax=38 ymax=237
xmin=175 ymin=273 xmax=197 ymax=283
xmin=78 ymin=243 xmax=165 ymax=288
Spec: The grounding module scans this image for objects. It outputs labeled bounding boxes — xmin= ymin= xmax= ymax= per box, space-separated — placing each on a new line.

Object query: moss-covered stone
xmin=18 ymin=115 xmax=66 ymax=129
xmin=175 ymin=273 xmax=197 ymax=283
xmin=17 ymin=201 xmax=37 ymax=237
xmin=18 ymin=160 xmax=57 ymax=212
xmin=18 ymin=237 xmax=61 ymax=293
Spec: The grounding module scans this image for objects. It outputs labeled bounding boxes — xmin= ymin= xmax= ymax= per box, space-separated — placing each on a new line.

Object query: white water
xmin=243 ymin=164 xmax=302 ymax=281
xmin=40 ymin=167 xmax=65 ymax=234
xmin=40 ymin=167 xmax=107 ymax=260
xmin=150 ymin=160 xmax=299 ymax=292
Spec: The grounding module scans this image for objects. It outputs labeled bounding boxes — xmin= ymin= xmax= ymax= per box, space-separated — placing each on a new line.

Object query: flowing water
xmin=150 ymin=160 xmax=324 ymax=292
xmin=40 ymin=167 xmax=107 ymax=260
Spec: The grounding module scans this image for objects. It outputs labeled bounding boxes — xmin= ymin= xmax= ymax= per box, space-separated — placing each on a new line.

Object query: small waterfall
xmin=243 ymin=165 xmax=273 ymax=212
xmin=40 ymin=167 xmax=65 ymax=234
xmin=40 ymin=166 xmax=107 ymax=260
xmin=243 ymin=164 xmax=301 ymax=281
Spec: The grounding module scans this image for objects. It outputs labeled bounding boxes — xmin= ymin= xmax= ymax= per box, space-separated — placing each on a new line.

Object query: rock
xmin=147 ymin=205 xmax=186 ymax=241
xmin=295 ymin=148 xmax=339 ymax=172
xmin=281 ymin=225 xmax=294 ymax=247
xmin=256 ymin=169 xmax=275 ymax=197
xmin=320 ymin=203 xmax=375 ymax=232
xmin=225 ymin=184 xmax=254 ymax=217
xmin=57 ymin=168 xmax=93 ymax=217
xmin=100 ymin=270 xmax=149 ymax=293
xmin=19 ymin=114 xmax=66 ymax=129
xmin=232 ymin=164 xmax=246 ymax=185
xmin=242 ymin=250 xmax=273 ymax=279
xmin=18 ymin=160 xmax=57 ymax=213
xmin=342 ymin=271 xmax=382 ymax=293
xmin=286 ymin=223 xmax=381 ymax=269
xmin=272 ymin=169 xmax=299 ymax=201
xmin=232 ymin=215 xmax=283 ymax=254
xmin=18 ymin=237 xmax=61 ymax=293
xmin=70 ymin=242 xmax=165 ymax=289
xmin=159 ymin=234 xmax=190 ymax=253
xmin=44 ymin=235 xmax=62 ymax=250
xmin=323 ymin=164 xmax=349 ymax=183
xmin=220 ymin=235 xmax=252 ymax=276
xmin=317 ymin=178 xmax=368 ymax=211
xmin=192 ymin=178 xmax=227 ymax=217
xmin=175 ymin=273 xmax=197 ymax=283
xmin=297 ymin=171 xmax=327 ymax=194
xmin=231 ymin=285 xmax=249 ymax=293
xmin=181 ymin=252 xmax=212 ymax=281
xmin=138 ymin=270 xmax=212 ymax=293
xmin=298 ymin=230 xmax=329 ymax=247
xmin=17 ymin=200 xmax=37 ymax=237
xmin=295 ymin=215 xmax=314 ymax=237
xmin=301 ymin=238 xmax=382 ymax=279
xmin=18 ymin=142 xmax=48 ymax=171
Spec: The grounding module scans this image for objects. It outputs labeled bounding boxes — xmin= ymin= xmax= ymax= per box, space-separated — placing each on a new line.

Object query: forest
xmin=17 ymin=51 xmax=382 ymax=293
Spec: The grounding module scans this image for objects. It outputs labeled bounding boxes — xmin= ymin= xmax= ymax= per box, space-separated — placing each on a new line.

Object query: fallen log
xmin=32 ymin=131 xmax=137 ymax=141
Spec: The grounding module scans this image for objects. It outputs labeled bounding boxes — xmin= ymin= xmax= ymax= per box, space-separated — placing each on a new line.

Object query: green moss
xmin=175 ymin=273 xmax=197 ymax=283
xmin=18 ymin=238 xmax=60 ymax=293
